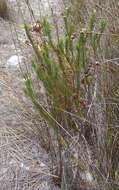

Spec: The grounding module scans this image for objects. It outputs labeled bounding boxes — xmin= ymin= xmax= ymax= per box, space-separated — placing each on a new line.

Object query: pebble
xmin=6 ymin=55 xmax=23 ymax=67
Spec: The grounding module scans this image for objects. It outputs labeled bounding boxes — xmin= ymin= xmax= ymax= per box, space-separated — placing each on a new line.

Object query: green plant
xmin=24 ymin=8 xmax=118 ymax=190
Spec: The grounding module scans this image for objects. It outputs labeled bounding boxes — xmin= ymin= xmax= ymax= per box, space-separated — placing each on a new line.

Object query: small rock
xmin=85 ymin=171 xmax=93 ymax=182
xmin=40 ymin=162 xmax=46 ymax=167
xmin=6 ymin=55 xmax=23 ymax=67
xmin=20 ymin=162 xmax=30 ymax=170
xmin=81 ymin=171 xmax=94 ymax=183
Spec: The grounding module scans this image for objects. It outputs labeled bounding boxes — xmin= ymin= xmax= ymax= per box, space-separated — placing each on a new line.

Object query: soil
xmin=0 ymin=0 xmax=62 ymax=189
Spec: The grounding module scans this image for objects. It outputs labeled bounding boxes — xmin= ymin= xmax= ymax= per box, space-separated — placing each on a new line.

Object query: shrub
xmin=24 ymin=8 xmax=119 ymax=190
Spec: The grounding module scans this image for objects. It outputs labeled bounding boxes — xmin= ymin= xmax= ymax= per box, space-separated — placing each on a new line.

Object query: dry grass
xmin=0 ymin=69 xmax=59 ymax=189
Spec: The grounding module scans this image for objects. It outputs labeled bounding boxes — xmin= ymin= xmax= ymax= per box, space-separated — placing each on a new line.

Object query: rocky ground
xmin=0 ymin=0 xmax=62 ymax=189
